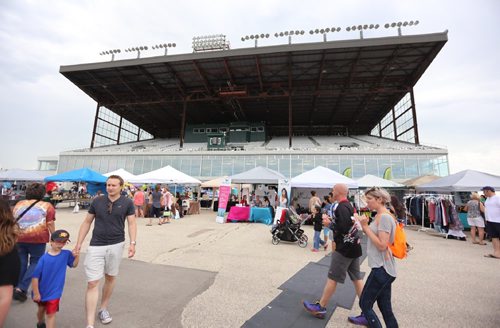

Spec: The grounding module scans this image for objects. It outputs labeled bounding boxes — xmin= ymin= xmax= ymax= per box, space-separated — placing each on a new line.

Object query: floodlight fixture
xmin=99 ymin=49 xmax=121 ymax=61
xmin=345 ymin=23 xmax=379 ymax=39
xmin=192 ymin=34 xmax=230 ymax=52
xmin=273 ymin=28 xmax=305 ymax=44
xmin=384 ymin=20 xmax=420 ymax=36
xmin=152 ymin=42 xmax=176 ymax=55
xmin=310 ymin=26 xmax=342 ymax=41
xmin=241 ymin=32 xmax=270 ymax=47
xmin=124 ymin=45 xmax=148 ymax=58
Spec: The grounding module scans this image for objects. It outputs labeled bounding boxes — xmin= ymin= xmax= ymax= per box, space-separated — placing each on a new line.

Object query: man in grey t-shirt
xmin=73 ymin=175 xmax=137 ymax=328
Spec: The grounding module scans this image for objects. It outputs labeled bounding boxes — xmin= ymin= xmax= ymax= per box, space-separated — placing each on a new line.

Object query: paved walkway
xmin=6 ymin=208 xmax=500 ymax=327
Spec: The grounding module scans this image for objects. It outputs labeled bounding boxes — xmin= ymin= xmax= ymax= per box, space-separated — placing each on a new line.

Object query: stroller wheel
xmin=298 ymin=235 xmax=308 ymax=248
xmin=272 ymin=235 xmax=280 ymax=245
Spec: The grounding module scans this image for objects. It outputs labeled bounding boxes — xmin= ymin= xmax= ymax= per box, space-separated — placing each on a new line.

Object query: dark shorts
xmin=328 ymin=251 xmax=362 ymax=283
xmin=486 ymin=221 xmax=500 ymax=238
xmin=36 ymin=299 xmax=60 ymax=314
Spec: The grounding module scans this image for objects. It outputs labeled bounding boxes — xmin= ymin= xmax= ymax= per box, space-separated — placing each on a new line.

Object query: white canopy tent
xmin=403 ymin=174 xmax=440 ymax=188
xmin=416 ymin=169 xmax=500 ymax=192
xmin=356 ymin=174 xmax=405 ymax=189
xmin=229 ymin=166 xmax=285 ymax=184
xmin=201 ymin=176 xmax=228 ymax=188
xmin=103 ymin=169 xmax=137 ymax=181
xmin=290 ymin=166 xmax=358 ymax=189
xmin=129 ymin=165 xmax=201 ymax=185
xmin=0 ymin=169 xmax=50 ymax=181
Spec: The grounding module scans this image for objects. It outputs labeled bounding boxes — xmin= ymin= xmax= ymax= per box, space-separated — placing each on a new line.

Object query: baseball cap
xmin=51 ymin=229 xmax=70 ymax=242
xmin=481 ymin=186 xmax=495 ymax=192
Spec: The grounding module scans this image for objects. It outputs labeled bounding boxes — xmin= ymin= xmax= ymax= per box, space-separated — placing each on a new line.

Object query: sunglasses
xmin=108 ymin=202 xmax=113 ymax=214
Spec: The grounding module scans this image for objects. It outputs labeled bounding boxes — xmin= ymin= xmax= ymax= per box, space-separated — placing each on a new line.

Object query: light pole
xmin=308 ymin=27 xmax=342 ymax=41
xmin=384 ymin=20 xmax=419 ymax=36
xmin=345 ymin=24 xmax=379 ymax=39
xmin=99 ymin=49 xmax=121 ymax=61
xmin=125 ymin=46 xmax=148 ymax=59
xmin=240 ymin=33 xmax=270 ymax=47
xmin=152 ymin=43 xmax=176 ymax=55
xmin=273 ymin=30 xmax=305 ymax=45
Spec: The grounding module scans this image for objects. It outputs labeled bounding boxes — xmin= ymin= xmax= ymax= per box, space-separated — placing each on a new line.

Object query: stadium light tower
xmin=345 ymin=24 xmax=379 ymax=39
xmin=125 ymin=46 xmax=148 ymax=59
xmin=99 ymin=49 xmax=121 ymax=61
xmin=384 ymin=20 xmax=419 ymax=36
xmin=308 ymin=27 xmax=342 ymax=42
xmin=273 ymin=30 xmax=305 ymax=45
xmin=241 ymin=33 xmax=270 ymax=47
xmin=192 ymin=34 xmax=230 ymax=52
xmin=151 ymin=42 xmax=176 ymax=55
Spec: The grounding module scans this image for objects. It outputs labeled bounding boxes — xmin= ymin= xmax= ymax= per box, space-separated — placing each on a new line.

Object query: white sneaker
xmin=98 ymin=309 xmax=112 ymax=324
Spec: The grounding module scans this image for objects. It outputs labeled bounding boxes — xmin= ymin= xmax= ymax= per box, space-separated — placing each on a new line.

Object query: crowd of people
xmin=1 ymin=178 xmax=499 ymax=327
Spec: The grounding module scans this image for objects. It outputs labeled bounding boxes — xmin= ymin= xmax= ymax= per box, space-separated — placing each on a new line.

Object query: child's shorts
xmin=35 ymin=299 xmax=60 ymax=314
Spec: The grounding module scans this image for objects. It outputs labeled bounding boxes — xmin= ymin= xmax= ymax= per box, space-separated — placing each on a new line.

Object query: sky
xmin=0 ymin=0 xmax=499 ymax=175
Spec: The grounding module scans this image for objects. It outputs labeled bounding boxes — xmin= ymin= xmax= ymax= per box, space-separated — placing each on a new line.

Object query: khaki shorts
xmin=84 ymin=242 xmax=125 ymax=281
xmin=328 ymin=251 xmax=362 ymax=283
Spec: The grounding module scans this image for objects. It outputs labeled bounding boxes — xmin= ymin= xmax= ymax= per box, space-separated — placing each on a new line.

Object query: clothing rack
xmin=404 ymin=193 xmax=454 ymax=233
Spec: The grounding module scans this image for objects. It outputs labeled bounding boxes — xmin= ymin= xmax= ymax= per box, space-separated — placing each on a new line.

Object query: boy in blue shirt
xmin=32 ymin=230 xmax=79 ymax=328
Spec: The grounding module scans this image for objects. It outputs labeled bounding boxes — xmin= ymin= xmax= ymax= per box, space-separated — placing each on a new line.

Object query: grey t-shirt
xmin=152 ymin=191 xmax=162 ymax=208
xmin=88 ymin=195 xmax=135 ymax=246
xmin=367 ymin=213 xmax=397 ymax=277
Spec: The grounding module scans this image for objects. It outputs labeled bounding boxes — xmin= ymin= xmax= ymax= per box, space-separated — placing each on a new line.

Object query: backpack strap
xmin=16 ymin=199 xmax=41 ymax=222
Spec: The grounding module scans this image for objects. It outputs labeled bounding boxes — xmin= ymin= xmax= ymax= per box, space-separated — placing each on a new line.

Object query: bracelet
xmin=130 ymin=241 xmax=136 ymax=245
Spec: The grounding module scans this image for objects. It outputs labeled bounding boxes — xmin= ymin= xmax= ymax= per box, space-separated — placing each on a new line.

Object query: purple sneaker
xmin=348 ymin=314 xmax=368 ymax=326
xmin=303 ymin=300 xmax=326 ymax=319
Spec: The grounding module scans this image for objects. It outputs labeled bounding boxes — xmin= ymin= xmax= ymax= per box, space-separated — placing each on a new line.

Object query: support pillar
xmin=392 ymin=107 xmax=397 ymax=141
xmin=90 ymin=103 xmax=100 ymax=149
xmin=288 ymin=94 xmax=292 ymax=148
xmin=117 ymin=115 xmax=123 ymax=145
xmin=410 ymin=88 xmax=420 ymax=145
xmin=180 ymin=100 xmax=187 ymax=148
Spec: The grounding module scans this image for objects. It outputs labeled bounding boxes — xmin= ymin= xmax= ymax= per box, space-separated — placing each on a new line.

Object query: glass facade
xmin=58 ymin=152 xmax=449 ymax=180
xmin=371 ymin=93 xmax=416 ymax=143
xmin=94 ymin=107 xmax=153 ymax=147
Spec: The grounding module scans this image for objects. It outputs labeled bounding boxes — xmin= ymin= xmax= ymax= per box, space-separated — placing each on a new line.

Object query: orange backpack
xmin=389 ymin=218 xmax=407 ymax=259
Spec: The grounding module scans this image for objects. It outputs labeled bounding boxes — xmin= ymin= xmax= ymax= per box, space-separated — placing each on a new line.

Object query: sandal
xmin=472 ymin=241 xmax=479 ymax=244
xmin=484 ymin=254 xmax=500 ymax=259
xmin=478 ymin=242 xmax=487 ymax=245
xmin=146 ymin=223 xmax=152 ymax=226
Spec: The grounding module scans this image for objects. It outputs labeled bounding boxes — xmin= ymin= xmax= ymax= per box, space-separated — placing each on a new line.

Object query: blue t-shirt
xmin=32 ymin=250 xmax=75 ymax=301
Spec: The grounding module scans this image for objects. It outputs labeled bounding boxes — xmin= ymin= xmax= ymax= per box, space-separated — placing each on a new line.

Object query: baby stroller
xmin=271 ymin=207 xmax=308 ymax=248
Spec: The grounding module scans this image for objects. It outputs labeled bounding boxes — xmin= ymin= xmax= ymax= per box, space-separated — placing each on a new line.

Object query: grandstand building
xmin=58 ymin=31 xmax=449 ymax=181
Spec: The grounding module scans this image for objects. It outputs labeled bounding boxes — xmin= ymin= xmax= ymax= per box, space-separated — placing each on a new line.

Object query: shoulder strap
xmin=16 ymin=199 xmax=41 ymax=222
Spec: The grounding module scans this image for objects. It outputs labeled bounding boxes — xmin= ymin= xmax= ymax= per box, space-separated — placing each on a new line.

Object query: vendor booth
xmin=356 ymin=174 xmax=405 ymax=189
xmin=44 ymin=168 xmax=108 ymax=209
xmin=409 ymin=170 xmax=500 ymax=237
xmin=290 ymin=166 xmax=358 ymax=211
xmin=130 ymin=165 xmax=202 ymax=215
xmin=225 ymin=167 xmax=285 ymax=224
xmin=104 ymin=168 xmax=137 ymax=181
xmin=290 ymin=166 xmax=358 ymax=189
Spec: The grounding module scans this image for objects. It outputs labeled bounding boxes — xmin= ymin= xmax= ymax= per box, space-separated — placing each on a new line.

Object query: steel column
xmin=90 ymin=103 xmax=100 ymax=148
xmin=180 ymin=99 xmax=187 ymax=148
xmin=410 ymin=88 xmax=420 ymax=144
xmin=392 ymin=107 xmax=397 ymax=141
xmin=117 ymin=115 xmax=123 ymax=145
xmin=288 ymin=94 xmax=292 ymax=148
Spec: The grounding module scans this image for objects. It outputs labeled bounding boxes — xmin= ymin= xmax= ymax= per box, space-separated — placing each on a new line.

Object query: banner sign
xmin=216 ymin=177 xmax=232 ymax=223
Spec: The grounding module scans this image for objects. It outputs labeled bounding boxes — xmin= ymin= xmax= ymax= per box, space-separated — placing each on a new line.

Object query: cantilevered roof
xmin=60 ymin=31 xmax=447 ymax=138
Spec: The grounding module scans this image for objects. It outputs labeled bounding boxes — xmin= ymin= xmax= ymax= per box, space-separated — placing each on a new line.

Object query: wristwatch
xmin=130 ymin=241 xmax=136 ymax=245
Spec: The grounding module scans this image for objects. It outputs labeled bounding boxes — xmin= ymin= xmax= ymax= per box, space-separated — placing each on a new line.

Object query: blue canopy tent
xmin=45 ymin=168 xmax=107 ymax=196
